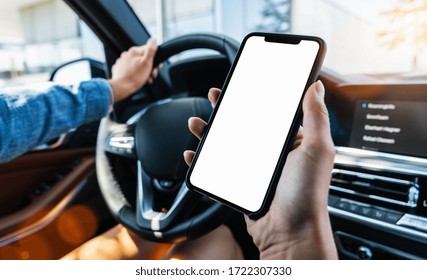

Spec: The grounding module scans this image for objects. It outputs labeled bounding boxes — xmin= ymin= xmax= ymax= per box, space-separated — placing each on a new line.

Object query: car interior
xmin=1 ymin=0 xmax=427 ymax=260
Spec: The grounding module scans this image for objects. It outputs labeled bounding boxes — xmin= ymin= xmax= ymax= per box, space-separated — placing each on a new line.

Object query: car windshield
xmin=1 ymin=0 xmax=426 ymax=87
xmin=128 ymin=0 xmax=427 ymax=81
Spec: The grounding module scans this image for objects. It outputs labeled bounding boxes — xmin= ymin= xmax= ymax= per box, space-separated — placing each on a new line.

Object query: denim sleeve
xmin=0 ymin=78 xmax=111 ymax=163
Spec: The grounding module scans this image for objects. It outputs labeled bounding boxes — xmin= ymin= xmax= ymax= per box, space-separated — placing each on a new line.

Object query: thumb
xmin=301 ymin=81 xmax=333 ymax=149
xmin=143 ymin=37 xmax=158 ymax=60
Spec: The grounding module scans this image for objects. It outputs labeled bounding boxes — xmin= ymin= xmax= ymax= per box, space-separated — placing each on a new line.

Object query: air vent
xmin=330 ymin=168 xmax=419 ymax=208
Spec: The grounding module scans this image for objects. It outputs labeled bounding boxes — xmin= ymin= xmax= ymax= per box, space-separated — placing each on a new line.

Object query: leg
xmin=61 ymin=224 xmax=171 ymax=260
xmin=162 ymin=225 xmax=244 ymax=260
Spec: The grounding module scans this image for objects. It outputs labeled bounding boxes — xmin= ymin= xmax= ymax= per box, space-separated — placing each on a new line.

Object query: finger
xmin=293 ymin=139 xmax=302 ymax=150
xmin=155 ymin=63 xmax=163 ymax=73
xmin=128 ymin=45 xmax=145 ymax=55
xmin=188 ymin=117 xmax=207 ymax=140
xmin=295 ymin=126 xmax=303 ymax=140
xmin=147 ymin=67 xmax=159 ymax=84
xmin=151 ymin=68 xmax=159 ymax=80
xmin=183 ymin=150 xmax=195 ymax=166
xmin=207 ymin=88 xmax=221 ymax=106
xmin=119 ymin=51 xmax=128 ymax=58
xmin=301 ymin=81 xmax=334 ymax=155
xmin=292 ymin=127 xmax=303 ymax=150
xmin=143 ymin=37 xmax=158 ymax=60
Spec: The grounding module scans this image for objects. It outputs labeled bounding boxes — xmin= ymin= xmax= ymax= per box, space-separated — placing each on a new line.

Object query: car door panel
xmin=0 ymin=148 xmax=95 ymax=243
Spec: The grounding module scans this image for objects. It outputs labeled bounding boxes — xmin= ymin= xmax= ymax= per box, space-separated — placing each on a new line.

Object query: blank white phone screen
xmin=190 ymin=36 xmax=320 ymax=212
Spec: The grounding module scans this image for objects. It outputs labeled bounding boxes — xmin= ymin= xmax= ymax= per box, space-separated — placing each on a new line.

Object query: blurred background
xmin=0 ymin=0 xmax=426 ymax=87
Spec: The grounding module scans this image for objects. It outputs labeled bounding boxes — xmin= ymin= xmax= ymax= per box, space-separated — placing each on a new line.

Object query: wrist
xmin=108 ymin=78 xmax=135 ymax=102
xmin=254 ymin=223 xmax=312 ymax=260
xmin=106 ymin=80 xmax=115 ymax=104
xmin=254 ymin=210 xmax=337 ymax=260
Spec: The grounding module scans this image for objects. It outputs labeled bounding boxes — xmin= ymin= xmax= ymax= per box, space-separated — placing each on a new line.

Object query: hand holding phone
xmin=186 ymin=33 xmax=326 ymax=219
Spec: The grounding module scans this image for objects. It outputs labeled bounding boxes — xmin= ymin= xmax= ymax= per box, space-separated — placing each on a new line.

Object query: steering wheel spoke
xmin=136 ymin=161 xmax=197 ymax=233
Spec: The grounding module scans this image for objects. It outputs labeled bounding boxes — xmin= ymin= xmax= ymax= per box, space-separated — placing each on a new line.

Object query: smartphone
xmin=186 ymin=32 xmax=326 ymax=219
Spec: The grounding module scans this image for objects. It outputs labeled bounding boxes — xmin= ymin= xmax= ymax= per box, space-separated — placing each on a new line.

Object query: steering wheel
xmin=96 ymin=33 xmax=240 ymax=242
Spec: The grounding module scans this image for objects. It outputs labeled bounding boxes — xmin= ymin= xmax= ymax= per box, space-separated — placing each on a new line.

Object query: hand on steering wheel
xmin=96 ymin=33 xmax=240 ymax=242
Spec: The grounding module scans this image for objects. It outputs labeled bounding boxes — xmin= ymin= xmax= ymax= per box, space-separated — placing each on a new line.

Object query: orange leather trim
xmin=0 ymin=148 xmax=95 ymax=237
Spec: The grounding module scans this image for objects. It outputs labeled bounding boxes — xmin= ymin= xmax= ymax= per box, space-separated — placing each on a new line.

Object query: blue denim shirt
xmin=0 ymin=78 xmax=111 ymax=163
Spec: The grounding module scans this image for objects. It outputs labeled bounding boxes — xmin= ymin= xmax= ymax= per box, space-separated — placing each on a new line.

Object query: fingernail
xmin=315 ymin=80 xmax=325 ymax=99
xmin=188 ymin=117 xmax=194 ymax=126
xmin=148 ymin=37 xmax=157 ymax=47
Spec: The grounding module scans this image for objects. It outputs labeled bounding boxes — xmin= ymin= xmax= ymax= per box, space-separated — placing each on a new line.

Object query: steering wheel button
xmin=109 ymin=136 xmax=135 ymax=149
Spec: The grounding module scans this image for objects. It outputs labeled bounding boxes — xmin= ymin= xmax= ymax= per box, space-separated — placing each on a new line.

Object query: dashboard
xmin=326 ymin=82 xmax=427 ymax=259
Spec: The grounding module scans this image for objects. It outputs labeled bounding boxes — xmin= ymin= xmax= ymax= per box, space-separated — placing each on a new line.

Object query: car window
xmin=127 ymin=0 xmax=427 ymax=81
xmin=0 ymin=0 xmax=105 ymax=87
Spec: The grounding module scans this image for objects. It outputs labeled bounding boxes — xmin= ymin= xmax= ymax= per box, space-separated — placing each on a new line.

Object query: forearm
xmin=0 ymin=79 xmax=111 ymax=162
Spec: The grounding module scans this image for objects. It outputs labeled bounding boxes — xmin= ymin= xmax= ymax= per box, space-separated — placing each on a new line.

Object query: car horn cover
xmin=135 ymin=97 xmax=212 ymax=180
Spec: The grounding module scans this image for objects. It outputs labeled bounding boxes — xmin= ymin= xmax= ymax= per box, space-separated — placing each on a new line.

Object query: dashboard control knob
xmin=357 ymin=246 xmax=373 ymax=260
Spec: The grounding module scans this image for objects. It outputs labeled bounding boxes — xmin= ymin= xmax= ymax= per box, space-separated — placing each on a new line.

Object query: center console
xmin=329 ymin=147 xmax=427 ymax=259
xmin=327 ymin=83 xmax=427 ymax=259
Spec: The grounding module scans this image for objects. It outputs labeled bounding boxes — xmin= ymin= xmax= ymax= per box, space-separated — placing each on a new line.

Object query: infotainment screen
xmin=349 ymin=101 xmax=427 ymax=158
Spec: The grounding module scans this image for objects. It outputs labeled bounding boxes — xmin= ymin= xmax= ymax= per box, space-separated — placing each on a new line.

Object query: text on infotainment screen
xmin=349 ymin=101 xmax=427 ymax=158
